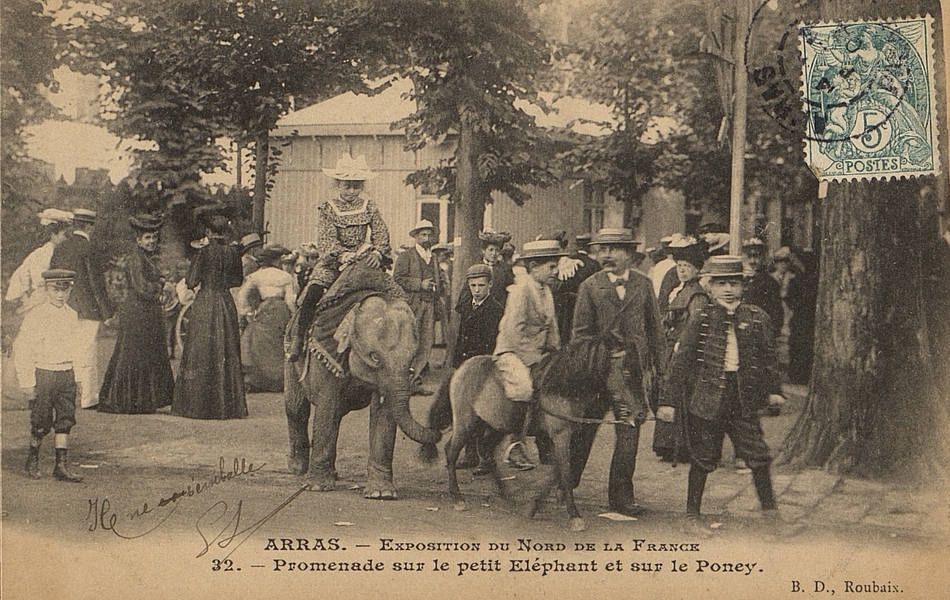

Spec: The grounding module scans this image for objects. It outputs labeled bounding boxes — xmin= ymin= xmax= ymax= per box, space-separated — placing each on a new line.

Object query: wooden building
xmin=267 ymin=79 xmax=598 ymax=252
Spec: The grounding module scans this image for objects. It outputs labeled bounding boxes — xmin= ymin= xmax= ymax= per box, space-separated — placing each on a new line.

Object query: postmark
xmin=798 ymin=17 xmax=939 ymax=181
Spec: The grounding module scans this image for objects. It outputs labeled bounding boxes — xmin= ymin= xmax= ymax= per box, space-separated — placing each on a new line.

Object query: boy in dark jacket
xmin=658 ymin=256 xmax=785 ymax=530
xmin=452 ymin=264 xmax=505 ymax=367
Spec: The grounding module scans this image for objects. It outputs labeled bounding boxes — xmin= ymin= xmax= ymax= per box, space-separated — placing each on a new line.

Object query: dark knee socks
xmin=294 ymin=285 xmax=325 ymax=337
xmin=686 ymin=465 xmax=708 ymax=516
xmin=752 ymin=465 xmax=777 ymax=510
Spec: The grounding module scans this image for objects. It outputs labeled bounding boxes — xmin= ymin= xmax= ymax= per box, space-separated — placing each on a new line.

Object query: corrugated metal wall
xmin=490 ymin=184 xmax=586 ymax=249
xmin=267 ymin=135 xmax=454 ymax=250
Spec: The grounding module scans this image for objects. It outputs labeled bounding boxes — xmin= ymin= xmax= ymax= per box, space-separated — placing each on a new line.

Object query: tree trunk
xmin=445 ymin=117 xmax=490 ymax=363
xmin=252 ymin=133 xmax=269 ymax=233
xmin=776 ymin=0 xmax=948 ymax=480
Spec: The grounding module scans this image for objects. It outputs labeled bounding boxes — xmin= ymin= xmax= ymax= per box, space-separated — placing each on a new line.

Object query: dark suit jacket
xmin=743 ymin=270 xmax=783 ymax=334
xmin=573 ymin=270 xmax=667 ymax=382
xmin=50 ymin=232 xmax=114 ymax=321
xmin=656 ymin=266 xmax=681 ymax=315
xmin=552 ymin=253 xmax=601 ymax=343
xmin=663 ymin=301 xmax=781 ymax=421
xmin=452 ymin=295 xmax=504 ymax=367
xmin=393 ymin=247 xmax=442 ymax=319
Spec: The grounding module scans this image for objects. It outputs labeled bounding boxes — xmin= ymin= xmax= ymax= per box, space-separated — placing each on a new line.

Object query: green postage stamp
xmin=800 ymin=16 xmax=939 ymax=182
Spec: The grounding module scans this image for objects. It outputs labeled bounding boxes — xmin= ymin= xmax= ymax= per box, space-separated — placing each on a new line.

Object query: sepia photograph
xmin=2 ymin=1 xmax=948 ymax=598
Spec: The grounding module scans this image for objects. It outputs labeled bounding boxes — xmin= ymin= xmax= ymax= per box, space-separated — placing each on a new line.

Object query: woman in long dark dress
xmin=653 ymin=235 xmax=709 ymax=463
xmin=172 ymin=215 xmax=247 ymax=419
xmin=99 ymin=215 xmax=175 ymax=413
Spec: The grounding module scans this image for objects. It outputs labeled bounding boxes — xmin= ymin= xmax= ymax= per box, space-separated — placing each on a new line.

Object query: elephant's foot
xmin=453 ymin=499 xmax=468 ymax=512
xmin=306 ymin=479 xmax=336 ymax=492
xmin=568 ymin=517 xmax=586 ymax=532
xmin=305 ymin=469 xmax=337 ymax=492
xmin=364 ymin=487 xmax=398 ymax=500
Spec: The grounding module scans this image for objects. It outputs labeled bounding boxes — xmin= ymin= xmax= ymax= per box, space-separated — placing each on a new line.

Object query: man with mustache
xmin=571 ymin=228 xmax=667 ymax=517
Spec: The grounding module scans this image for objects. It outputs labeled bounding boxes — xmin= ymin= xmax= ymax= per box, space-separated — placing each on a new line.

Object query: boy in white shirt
xmin=15 ymin=269 xmax=84 ymax=482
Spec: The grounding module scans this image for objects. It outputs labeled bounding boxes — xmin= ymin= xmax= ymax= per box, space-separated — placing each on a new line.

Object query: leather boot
xmin=25 ymin=443 xmax=41 ymax=479
xmin=504 ymin=441 xmax=535 ymax=471
xmin=287 ymin=284 xmax=324 ymax=362
xmin=53 ymin=448 xmax=83 ymax=483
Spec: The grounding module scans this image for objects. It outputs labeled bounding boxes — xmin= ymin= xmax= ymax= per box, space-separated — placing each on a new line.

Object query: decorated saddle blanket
xmin=306 ymin=263 xmax=406 ymax=378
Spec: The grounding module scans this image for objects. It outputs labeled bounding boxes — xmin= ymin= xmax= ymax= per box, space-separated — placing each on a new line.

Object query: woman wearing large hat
xmin=99 ymin=215 xmax=175 ymax=414
xmin=171 ymin=210 xmax=247 ymax=419
xmin=287 ymin=153 xmax=393 ymax=361
xmin=5 ymin=209 xmax=75 ymax=316
xmin=653 ymin=234 xmax=709 ymax=463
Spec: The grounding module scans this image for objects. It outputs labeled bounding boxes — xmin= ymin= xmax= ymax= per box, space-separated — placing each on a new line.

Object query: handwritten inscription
xmin=86 ymin=457 xmax=265 ymax=539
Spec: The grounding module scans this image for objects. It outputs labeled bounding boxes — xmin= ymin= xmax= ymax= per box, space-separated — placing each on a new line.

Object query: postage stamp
xmin=799 ymin=16 xmax=939 ymax=182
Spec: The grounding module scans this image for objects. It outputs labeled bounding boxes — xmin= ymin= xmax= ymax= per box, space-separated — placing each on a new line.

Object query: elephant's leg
xmin=306 ymin=377 xmax=344 ymax=491
xmin=285 ymin=370 xmax=311 ymax=475
xmin=365 ymin=393 xmax=398 ymax=500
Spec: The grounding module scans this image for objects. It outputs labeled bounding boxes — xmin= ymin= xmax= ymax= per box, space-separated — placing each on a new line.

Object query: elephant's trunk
xmin=386 ymin=386 xmax=442 ymax=445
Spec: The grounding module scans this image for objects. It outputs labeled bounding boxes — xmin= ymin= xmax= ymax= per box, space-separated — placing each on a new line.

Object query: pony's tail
xmin=418 ymin=372 xmax=453 ymax=464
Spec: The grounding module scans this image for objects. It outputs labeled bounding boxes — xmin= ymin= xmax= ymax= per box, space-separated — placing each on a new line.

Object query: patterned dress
xmin=306 ymin=195 xmax=392 ymax=289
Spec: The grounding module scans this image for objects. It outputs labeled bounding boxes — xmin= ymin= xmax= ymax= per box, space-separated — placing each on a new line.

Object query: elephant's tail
xmin=418 ymin=372 xmax=453 ymax=464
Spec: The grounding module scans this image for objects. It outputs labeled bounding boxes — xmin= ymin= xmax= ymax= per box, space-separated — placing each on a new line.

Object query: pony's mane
xmin=539 ymin=336 xmax=611 ymax=398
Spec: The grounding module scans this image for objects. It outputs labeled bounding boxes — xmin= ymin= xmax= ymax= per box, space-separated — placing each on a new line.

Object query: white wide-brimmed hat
xmin=322 ymin=153 xmax=377 ymax=181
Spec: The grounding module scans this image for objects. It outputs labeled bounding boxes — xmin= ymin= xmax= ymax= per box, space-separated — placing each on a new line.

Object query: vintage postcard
xmin=2 ymin=1 xmax=948 ymax=599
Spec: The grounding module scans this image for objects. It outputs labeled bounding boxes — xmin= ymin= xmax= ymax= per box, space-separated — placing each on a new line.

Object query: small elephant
xmin=285 ymin=294 xmax=441 ymax=499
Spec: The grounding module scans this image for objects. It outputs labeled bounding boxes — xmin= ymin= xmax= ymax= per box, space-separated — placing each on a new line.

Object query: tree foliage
xmin=55 ymin=0 xmax=382 ymax=223
xmin=380 ymin=0 xmax=560 ymax=205
xmin=1 ymin=0 xmax=59 ymax=280
xmin=555 ymin=0 xmax=722 ymax=220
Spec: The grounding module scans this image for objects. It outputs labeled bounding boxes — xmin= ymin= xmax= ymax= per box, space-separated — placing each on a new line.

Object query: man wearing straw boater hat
xmin=658 ymin=255 xmax=785 ymax=533
xmin=287 ymin=153 xmax=392 ymax=362
xmin=50 ymin=208 xmax=114 ymax=409
xmin=570 ymin=228 xmax=667 ymax=517
xmin=492 ymin=239 xmax=566 ymax=471
xmin=394 ymin=219 xmax=443 ymax=386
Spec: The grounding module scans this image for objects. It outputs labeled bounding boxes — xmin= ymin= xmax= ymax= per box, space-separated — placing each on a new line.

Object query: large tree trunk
xmin=777 ymin=0 xmax=948 ymax=480
xmin=776 ymin=179 xmax=948 ymax=478
xmin=252 ymin=133 xmax=269 ymax=233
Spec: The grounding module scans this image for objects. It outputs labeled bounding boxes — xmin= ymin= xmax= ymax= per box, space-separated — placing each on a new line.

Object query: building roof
xmin=275 ymin=78 xmax=415 ymax=136
xmin=273 ymin=77 xmax=616 ymax=138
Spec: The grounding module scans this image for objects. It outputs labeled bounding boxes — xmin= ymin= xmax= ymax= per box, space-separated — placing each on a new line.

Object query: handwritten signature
xmin=86 ymin=456 xmax=266 ymax=540
xmin=194 ymin=486 xmax=309 ymax=559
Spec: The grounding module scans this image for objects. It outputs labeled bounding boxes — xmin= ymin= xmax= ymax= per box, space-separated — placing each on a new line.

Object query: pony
xmin=431 ymin=336 xmax=613 ymax=531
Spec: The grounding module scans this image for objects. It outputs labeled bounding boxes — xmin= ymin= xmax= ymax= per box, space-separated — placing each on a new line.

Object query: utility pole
xmin=727 ymin=0 xmax=751 ymax=254
xmin=701 ymin=0 xmax=751 ymax=250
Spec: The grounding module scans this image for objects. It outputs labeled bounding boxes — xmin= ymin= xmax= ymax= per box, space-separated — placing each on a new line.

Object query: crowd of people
xmin=3 ymin=153 xmax=822 ymax=530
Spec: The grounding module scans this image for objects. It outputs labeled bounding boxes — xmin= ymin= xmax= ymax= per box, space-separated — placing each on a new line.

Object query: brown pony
xmin=439 ymin=336 xmax=612 ymax=531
